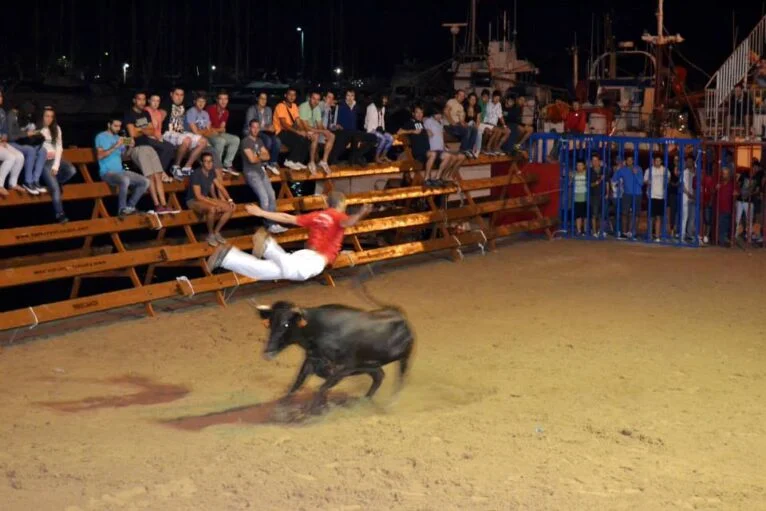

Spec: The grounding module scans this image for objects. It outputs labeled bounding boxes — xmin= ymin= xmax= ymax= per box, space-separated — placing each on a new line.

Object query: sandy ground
xmin=1 ymin=240 xmax=766 ymax=511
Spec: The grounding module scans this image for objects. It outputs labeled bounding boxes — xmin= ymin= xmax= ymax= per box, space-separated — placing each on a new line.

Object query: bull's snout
xmin=262 ymin=351 xmax=277 ymax=361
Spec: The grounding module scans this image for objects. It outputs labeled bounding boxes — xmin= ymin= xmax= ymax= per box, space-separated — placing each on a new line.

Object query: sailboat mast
xmin=470 ymin=0 xmax=477 ymax=54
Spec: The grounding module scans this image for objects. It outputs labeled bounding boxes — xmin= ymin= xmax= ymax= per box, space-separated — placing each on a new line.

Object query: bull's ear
xmin=255 ymin=305 xmax=272 ymax=321
xmin=292 ymin=307 xmax=308 ymax=328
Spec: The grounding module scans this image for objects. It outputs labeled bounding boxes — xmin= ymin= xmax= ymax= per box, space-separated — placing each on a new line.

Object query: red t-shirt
xmin=717 ymin=180 xmax=735 ymax=214
xmin=296 ymin=208 xmax=349 ymax=264
xmin=700 ymin=174 xmax=715 ymax=206
xmin=206 ymin=105 xmax=229 ymax=129
xmin=565 ymin=110 xmax=587 ymax=133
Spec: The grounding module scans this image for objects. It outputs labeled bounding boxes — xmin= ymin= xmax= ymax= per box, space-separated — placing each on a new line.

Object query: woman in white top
xmin=364 ymin=94 xmax=394 ymax=163
xmin=39 ymin=106 xmax=76 ymax=223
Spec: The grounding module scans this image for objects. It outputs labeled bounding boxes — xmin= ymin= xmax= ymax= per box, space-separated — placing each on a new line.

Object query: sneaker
xmin=654 ymin=237 xmax=661 ymax=243
xmin=206 ymin=233 xmax=219 ymax=247
xmin=266 ymin=163 xmax=280 ymax=175
xmin=251 ymin=228 xmax=271 ymax=258
xmin=214 ymin=233 xmax=227 ymax=244
xmin=222 ymin=167 xmax=240 ymax=177
xmin=293 ymin=161 xmax=308 ymax=170
xmin=119 ymin=207 xmax=137 ymax=217
xmin=307 ymin=162 xmax=317 ymax=175
xmin=35 ymin=185 xmax=48 ymax=194
xmin=181 ymin=166 xmax=193 ymax=175
xmin=155 ymin=205 xmax=171 ymax=215
xmin=268 ymin=224 xmax=288 ymax=234
xmin=206 ymin=244 xmax=232 ymax=273
xmin=23 ymin=184 xmax=40 ymax=195
xmin=172 ymin=166 xmax=185 ymax=181
xmin=56 ymin=214 xmax=69 ymax=224
xmin=319 ymin=161 xmax=331 ymax=174
xmin=284 ymin=160 xmax=301 ymax=170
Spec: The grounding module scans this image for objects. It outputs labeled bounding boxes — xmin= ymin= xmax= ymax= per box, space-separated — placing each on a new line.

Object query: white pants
xmin=0 ymin=144 xmax=24 ymax=187
xmin=221 ymin=241 xmax=327 ymax=281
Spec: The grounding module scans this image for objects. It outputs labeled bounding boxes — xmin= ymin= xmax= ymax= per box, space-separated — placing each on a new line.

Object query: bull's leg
xmin=282 ymin=359 xmax=313 ymax=401
xmin=309 ymin=373 xmax=346 ymax=413
xmin=364 ymin=367 xmax=385 ymax=398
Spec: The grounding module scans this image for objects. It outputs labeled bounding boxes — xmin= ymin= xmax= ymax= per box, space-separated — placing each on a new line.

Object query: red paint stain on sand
xmin=38 ymin=375 xmax=189 ymax=412
xmin=164 ymin=392 xmax=353 ymax=431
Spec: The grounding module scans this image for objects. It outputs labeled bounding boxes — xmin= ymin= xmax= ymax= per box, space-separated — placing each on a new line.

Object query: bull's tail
xmin=396 ymin=338 xmax=414 ymax=394
xmin=353 ymin=265 xmax=403 ymax=312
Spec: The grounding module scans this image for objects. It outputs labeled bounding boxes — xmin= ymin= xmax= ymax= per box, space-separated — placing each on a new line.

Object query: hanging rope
xmin=175 ymin=276 xmax=195 ymax=297
xmin=223 ymin=272 xmax=241 ymax=303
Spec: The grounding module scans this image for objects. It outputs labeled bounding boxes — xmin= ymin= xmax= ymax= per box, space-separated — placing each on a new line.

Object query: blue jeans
xmin=718 ymin=212 xmax=732 ymax=244
xmin=244 ymin=168 xmax=277 ymax=227
xmin=102 ymin=170 xmax=150 ymax=212
xmin=10 ymin=143 xmax=47 ymax=186
xmin=40 ymin=160 xmax=76 ymax=218
xmin=371 ymin=131 xmax=394 ymax=157
xmin=258 ymin=132 xmax=281 ymax=165
xmin=445 ymin=125 xmax=478 ymax=152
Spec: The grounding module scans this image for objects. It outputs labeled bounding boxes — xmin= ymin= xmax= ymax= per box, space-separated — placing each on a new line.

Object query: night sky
xmin=1 ymin=0 xmax=764 ymax=90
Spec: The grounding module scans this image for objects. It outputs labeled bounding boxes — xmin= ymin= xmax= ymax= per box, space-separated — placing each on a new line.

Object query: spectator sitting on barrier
xmin=186 ymin=91 xmax=227 ymax=176
xmin=163 ymin=87 xmax=208 ymax=180
xmin=444 ymin=89 xmax=478 ymax=159
xmin=644 ymin=155 xmax=669 ymax=242
xmin=241 ymin=119 xmax=287 ymax=235
xmin=478 ymin=90 xmax=510 ymax=155
xmin=337 ymin=88 xmax=376 ymax=166
xmin=206 ymin=192 xmax=372 ymax=282
xmin=206 ymin=90 xmax=241 ymax=176
xmin=95 ymin=117 xmax=150 ymax=217
xmin=565 ymin=101 xmax=587 ymax=134
xmin=125 ymin=92 xmax=176 ymax=183
xmin=423 ymin=107 xmax=466 ymax=186
xmin=274 ymin=87 xmax=311 ymax=171
xmin=39 ymin=106 xmax=76 ymax=224
xmin=0 ymin=91 xmax=27 ymax=197
xmin=681 ymin=157 xmax=696 ymax=243
xmin=571 ymin=159 xmax=588 ymax=236
xmin=612 ymin=154 xmax=643 ymax=239
xmin=589 ymin=153 xmax=606 ymax=237
xmin=751 ymin=159 xmax=764 ymax=243
xmin=298 ymin=90 xmax=334 ymax=175
xmin=7 ymin=101 xmax=48 ymax=196
xmin=716 ymin=167 xmax=735 ymax=246
xmin=396 ymin=104 xmax=429 ymax=168
xmin=365 ymin=94 xmax=395 ymax=164
xmin=186 ymin=152 xmax=235 ymax=247
xmin=700 ymin=167 xmax=715 ymax=244
xmin=464 ymin=93 xmax=484 ymax=157
xmin=244 ymin=92 xmax=281 ymax=174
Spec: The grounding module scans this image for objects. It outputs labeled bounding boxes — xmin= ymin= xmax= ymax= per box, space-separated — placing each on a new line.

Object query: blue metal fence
xmin=528 ymin=133 xmax=703 ymax=247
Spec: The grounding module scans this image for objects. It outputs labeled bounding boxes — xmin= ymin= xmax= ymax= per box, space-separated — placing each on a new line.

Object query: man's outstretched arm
xmin=245 ymin=204 xmax=299 ymax=225
xmin=340 ymin=204 xmax=373 ymax=227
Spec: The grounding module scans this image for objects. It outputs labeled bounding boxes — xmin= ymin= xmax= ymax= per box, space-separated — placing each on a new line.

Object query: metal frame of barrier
xmin=529 ymin=133 xmax=704 ymax=247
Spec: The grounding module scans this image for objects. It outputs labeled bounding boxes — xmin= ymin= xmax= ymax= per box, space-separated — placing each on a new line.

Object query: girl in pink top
xmin=144 ymin=95 xmax=166 ymax=141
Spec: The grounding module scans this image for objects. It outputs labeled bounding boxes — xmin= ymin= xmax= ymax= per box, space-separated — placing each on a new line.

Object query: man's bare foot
xmin=251 ymin=228 xmax=271 ymax=258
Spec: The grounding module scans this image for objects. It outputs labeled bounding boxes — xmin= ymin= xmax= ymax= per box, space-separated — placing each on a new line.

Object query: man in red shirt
xmin=564 ymin=101 xmax=587 ymax=133
xmin=205 ymin=90 xmax=240 ymax=175
xmin=206 ymin=192 xmax=372 ymax=281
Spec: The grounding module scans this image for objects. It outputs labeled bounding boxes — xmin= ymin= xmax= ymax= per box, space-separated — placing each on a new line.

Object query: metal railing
xmin=704 ymin=15 xmax=766 ymax=138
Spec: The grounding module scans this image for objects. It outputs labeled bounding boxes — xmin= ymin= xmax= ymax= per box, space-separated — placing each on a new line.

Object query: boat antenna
xmin=513 ymin=0 xmax=518 ymax=43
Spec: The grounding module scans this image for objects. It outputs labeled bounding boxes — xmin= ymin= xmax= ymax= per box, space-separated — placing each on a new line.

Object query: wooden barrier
xmin=0 ymin=148 xmax=554 ymax=333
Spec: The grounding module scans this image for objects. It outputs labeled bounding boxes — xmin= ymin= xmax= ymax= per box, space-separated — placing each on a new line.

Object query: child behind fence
xmin=572 ymin=159 xmax=588 ymax=235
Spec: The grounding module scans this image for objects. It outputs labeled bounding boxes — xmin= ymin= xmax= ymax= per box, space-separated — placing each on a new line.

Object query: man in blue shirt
xmin=95 ymin=116 xmax=150 ymax=216
xmin=611 ymin=154 xmax=644 ymax=238
xmin=336 ymin=89 xmax=376 ymax=166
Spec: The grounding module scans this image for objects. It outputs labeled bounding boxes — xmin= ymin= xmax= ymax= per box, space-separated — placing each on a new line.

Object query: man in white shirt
xmin=443 ymin=90 xmax=478 ymax=159
xmin=644 ymin=155 xmax=668 ymax=242
xmin=681 ymin=156 xmax=697 ymax=242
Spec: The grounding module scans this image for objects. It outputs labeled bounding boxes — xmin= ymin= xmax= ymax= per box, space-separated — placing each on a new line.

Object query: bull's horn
xmin=255 ymin=304 xmax=272 ymax=311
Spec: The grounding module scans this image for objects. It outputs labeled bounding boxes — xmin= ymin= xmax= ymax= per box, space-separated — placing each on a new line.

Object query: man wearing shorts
xmin=206 ymin=191 xmax=372 ymax=282
xmin=186 ymin=152 xmax=235 ymax=246
xmin=423 ymin=108 xmax=466 ymax=185
xmin=163 ymin=87 xmax=209 ymax=178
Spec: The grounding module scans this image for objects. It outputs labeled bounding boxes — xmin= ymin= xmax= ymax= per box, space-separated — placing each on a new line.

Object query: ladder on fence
xmin=704 ymin=15 xmax=766 ymax=138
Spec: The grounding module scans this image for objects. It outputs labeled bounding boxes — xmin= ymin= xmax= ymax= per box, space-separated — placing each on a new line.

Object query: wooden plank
xmin=0 ymin=216 xmax=555 ymax=331
xmin=0 ymin=195 xmax=549 ymax=288
xmin=0 ymin=273 xmax=255 ymax=331
xmin=0 ymin=174 xmax=522 ymax=247
xmin=0 ymin=246 xmax=114 ymax=270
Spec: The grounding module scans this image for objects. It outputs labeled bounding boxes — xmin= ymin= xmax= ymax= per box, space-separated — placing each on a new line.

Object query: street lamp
xmin=334 ymin=67 xmax=342 ymax=78
xmin=211 ymin=65 xmax=217 ymax=71
xmin=122 ymin=63 xmax=130 ymax=84
xmin=296 ymin=27 xmax=304 ymax=76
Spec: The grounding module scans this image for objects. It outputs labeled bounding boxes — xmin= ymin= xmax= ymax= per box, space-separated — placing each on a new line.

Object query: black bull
xmin=256 ymin=301 xmax=415 ymax=406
